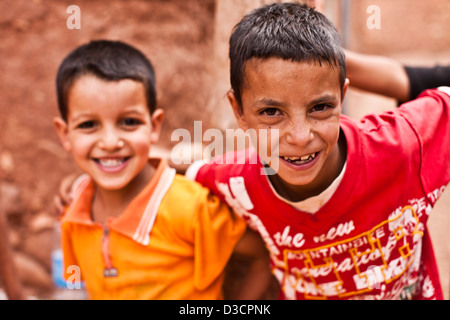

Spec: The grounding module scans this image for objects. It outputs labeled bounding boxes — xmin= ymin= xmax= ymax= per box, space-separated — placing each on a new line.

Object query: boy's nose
xmin=98 ymin=128 xmax=124 ymax=150
xmin=285 ymin=122 xmax=314 ymax=146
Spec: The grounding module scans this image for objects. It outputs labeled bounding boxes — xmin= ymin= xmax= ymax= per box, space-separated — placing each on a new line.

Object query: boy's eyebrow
xmin=68 ymin=111 xmax=94 ymax=122
xmin=121 ymin=107 xmax=148 ymax=115
xmin=254 ymin=98 xmax=286 ymax=107
xmin=69 ymin=106 xmax=147 ymax=120
xmin=254 ymin=94 xmax=339 ymax=108
xmin=308 ymin=94 xmax=339 ymax=106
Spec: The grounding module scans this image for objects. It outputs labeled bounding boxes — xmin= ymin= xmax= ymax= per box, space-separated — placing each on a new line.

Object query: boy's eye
xmin=311 ymin=104 xmax=332 ymax=113
xmin=121 ymin=118 xmax=143 ymax=126
xmin=260 ymin=108 xmax=280 ymax=117
xmin=76 ymin=120 xmax=97 ymax=129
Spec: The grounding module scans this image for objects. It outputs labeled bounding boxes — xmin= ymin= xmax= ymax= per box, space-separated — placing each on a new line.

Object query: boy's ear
xmin=227 ymin=91 xmax=248 ymax=130
xmin=53 ymin=117 xmax=72 ymax=152
xmin=341 ymin=78 xmax=350 ymax=103
xmin=150 ymin=108 xmax=164 ymax=144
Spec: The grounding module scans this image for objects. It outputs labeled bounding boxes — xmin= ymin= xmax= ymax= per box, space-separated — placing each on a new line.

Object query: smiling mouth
xmin=281 ymin=152 xmax=318 ymax=165
xmin=93 ymin=157 xmax=131 ymax=168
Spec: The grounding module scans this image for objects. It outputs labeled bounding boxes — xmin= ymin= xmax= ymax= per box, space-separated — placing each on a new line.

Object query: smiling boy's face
xmin=54 ymin=74 xmax=163 ymax=193
xmin=228 ymin=57 xmax=349 ymax=201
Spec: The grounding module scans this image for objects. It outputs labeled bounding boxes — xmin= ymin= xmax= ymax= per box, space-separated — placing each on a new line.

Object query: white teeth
xmin=98 ymin=158 xmax=124 ymax=167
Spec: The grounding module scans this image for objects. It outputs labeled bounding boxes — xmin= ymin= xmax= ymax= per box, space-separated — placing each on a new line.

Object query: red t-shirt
xmin=188 ymin=88 xmax=450 ymax=300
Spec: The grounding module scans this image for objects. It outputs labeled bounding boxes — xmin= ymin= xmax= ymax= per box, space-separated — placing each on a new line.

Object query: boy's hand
xmin=54 ymin=173 xmax=78 ymax=216
xmin=224 ymin=228 xmax=278 ymax=300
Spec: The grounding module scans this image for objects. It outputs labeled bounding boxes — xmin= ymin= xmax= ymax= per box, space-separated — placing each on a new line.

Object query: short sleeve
xmin=186 ymin=149 xmax=258 ymax=205
xmin=187 ymin=160 xmax=228 ymax=205
xmin=398 ymin=88 xmax=450 ymax=194
xmin=192 ymin=189 xmax=247 ymax=290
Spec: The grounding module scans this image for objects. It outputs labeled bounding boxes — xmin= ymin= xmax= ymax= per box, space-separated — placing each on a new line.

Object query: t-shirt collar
xmin=62 ymin=158 xmax=176 ymax=245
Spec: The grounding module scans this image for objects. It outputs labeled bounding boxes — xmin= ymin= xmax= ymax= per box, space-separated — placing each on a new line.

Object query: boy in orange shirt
xmin=53 ymin=40 xmax=271 ymax=299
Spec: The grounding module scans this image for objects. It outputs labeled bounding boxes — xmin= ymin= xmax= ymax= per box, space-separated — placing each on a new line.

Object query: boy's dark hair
xmin=229 ymin=2 xmax=346 ymax=107
xmin=56 ymin=40 xmax=157 ymax=120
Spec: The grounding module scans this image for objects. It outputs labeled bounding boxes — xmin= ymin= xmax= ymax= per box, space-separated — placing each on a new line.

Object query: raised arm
xmin=345 ymin=49 xmax=410 ymax=103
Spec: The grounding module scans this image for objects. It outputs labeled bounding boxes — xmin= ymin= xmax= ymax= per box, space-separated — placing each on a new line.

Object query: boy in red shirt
xmin=187 ymin=3 xmax=450 ymax=300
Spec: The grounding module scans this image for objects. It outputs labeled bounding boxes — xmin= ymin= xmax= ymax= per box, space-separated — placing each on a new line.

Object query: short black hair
xmin=56 ymin=40 xmax=157 ymax=120
xmin=229 ymin=2 xmax=346 ymax=107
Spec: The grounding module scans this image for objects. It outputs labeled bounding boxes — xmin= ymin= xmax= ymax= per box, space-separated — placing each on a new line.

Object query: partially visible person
xmin=0 ymin=206 xmax=24 ymax=300
xmin=345 ymin=49 xmax=450 ymax=103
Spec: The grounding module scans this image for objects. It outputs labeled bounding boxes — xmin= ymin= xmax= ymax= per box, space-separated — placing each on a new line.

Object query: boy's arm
xmin=0 ymin=210 xmax=24 ymax=300
xmin=345 ymin=50 xmax=450 ymax=104
xmin=224 ymin=228 xmax=276 ymax=300
xmin=345 ymin=49 xmax=410 ymax=103
xmin=398 ymin=88 xmax=450 ymax=193
xmin=187 ymin=156 xmax=277 ymax=299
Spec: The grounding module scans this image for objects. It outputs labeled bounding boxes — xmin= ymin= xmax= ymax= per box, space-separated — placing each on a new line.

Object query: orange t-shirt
xmin=60 ymin=159 xmax=246 ymax=299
